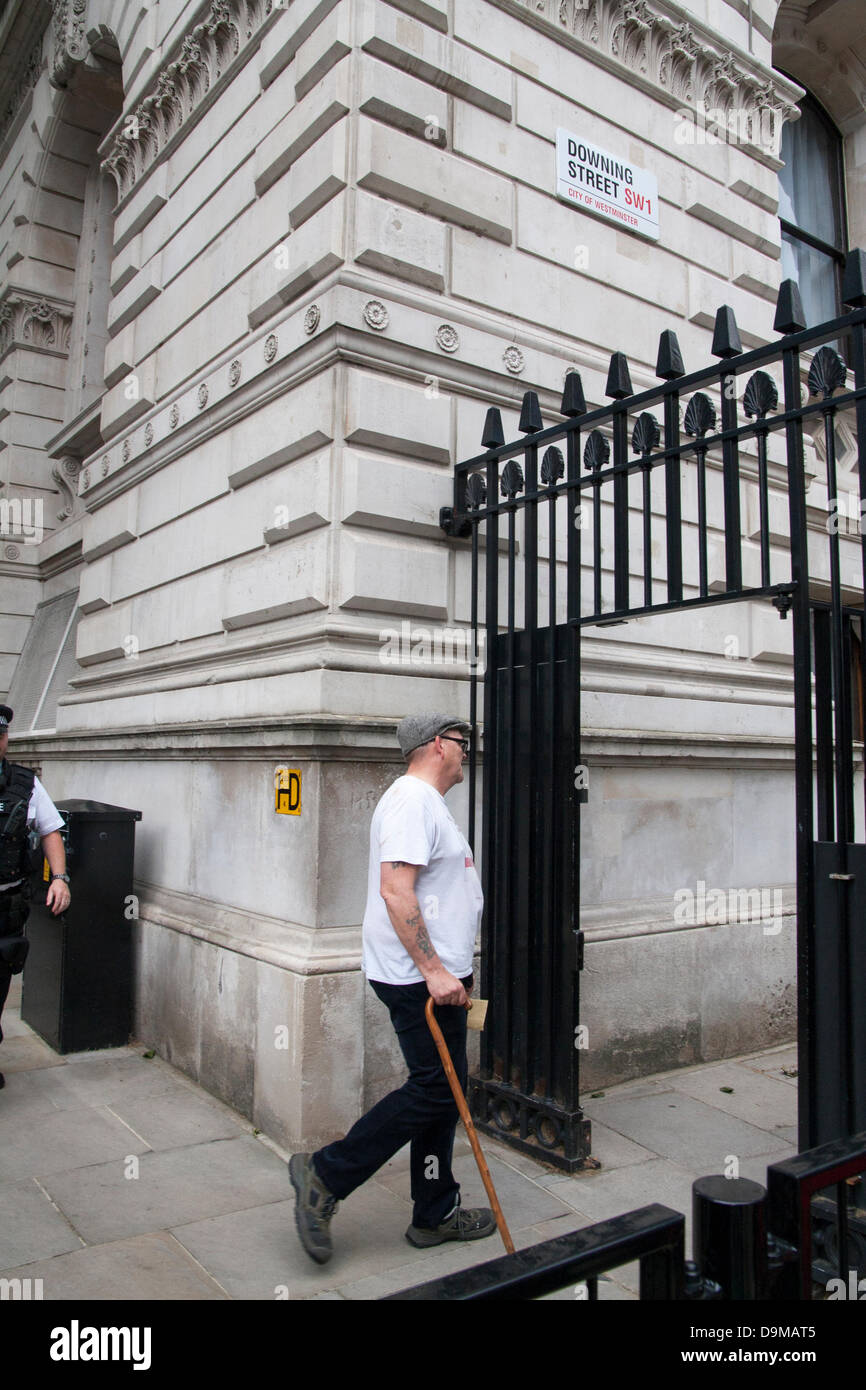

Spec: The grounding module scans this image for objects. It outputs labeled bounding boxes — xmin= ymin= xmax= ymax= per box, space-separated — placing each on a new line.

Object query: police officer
xmin=0 ymin=704 xmax=70 ymax=1089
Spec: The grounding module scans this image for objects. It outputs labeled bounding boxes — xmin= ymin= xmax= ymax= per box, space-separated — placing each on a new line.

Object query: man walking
xmin=289 ymin=712 xmax=494 ymax=1264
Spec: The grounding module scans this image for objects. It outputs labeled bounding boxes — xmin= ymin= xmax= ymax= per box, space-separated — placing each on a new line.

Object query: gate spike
xmin=656 ymin=330 xmax=685 ymax=380
xmin=711 ymin=305 xmax=742 ymax=358
xmin=774 ymin=279 xmax=806 ymax=334
xmin=605 ymin=351 xmax=632 ymax=399
xmin=481 ymin=407 xmax=505 ymax=449
xmin=842 ymin=249 xmax=866 ymax=308
xmin=518 ymin=390 xmax=543 ymax=433
xmin=560 ymin=371 xmax=587 ymax=416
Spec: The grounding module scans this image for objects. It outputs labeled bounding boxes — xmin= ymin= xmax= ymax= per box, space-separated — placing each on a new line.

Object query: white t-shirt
xmin=361 ymin=775 xmax=483 ymax=986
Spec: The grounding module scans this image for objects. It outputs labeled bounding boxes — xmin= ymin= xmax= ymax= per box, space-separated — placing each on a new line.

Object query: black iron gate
xmin=442 ymin=250 xmax=866 ymax=1172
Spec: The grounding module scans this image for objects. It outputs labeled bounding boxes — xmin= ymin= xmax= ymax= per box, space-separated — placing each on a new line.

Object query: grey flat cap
xmin=397 ymin=712 xmax=471 ymax=758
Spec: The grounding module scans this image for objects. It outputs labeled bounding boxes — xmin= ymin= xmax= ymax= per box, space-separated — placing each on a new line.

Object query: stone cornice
xmin=49 ymin=0 xmax=88 ymax=88
xmin=101 ymin=0 xmax=279 ymax=201
xmin=495 ymin=0 xmax=801 ymax=129
xmin=0 ymin=2 xmax=49 ymax=154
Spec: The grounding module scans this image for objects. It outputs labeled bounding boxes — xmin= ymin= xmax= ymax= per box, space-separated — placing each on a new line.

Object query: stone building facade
xmin=0 ymin=0 xmax=864 ymax=1151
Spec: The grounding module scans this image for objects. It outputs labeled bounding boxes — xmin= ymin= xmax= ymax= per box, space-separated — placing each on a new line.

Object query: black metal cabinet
xmin=22 ymin=800 xmax=142 ymax=1053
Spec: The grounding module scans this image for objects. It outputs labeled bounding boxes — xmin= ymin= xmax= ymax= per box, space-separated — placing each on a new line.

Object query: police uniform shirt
xmin=0 ymin=776 xmax=64 ymax=892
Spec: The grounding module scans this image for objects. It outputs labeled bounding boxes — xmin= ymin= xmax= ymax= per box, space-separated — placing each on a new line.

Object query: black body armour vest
xmin=0 ymin=760 xmax=36 ymax=883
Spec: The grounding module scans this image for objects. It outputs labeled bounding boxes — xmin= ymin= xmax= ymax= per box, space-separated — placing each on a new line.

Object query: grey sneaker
xmin=406 ymin=1205 xmax=497 ymax=1248
xmin=288 ymin=1153 xmax=339 ymax=1265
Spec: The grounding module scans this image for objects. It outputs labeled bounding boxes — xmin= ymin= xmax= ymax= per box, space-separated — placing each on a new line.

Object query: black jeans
xmin=313 ymin=975 xmax=472 ymax=1230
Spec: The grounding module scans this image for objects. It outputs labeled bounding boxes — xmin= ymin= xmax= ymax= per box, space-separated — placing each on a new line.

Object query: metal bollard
xmin=692 ymin=1175 xmax=768 ymax=1300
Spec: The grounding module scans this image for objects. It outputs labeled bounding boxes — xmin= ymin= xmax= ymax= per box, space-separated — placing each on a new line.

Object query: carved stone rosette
xmin=0 ymin=294 xmax=73 ymax=356
xmin=533 ymin=0 xmax=797 ymax=131
xmin=102 ymin=1 xmax=275 ymax=199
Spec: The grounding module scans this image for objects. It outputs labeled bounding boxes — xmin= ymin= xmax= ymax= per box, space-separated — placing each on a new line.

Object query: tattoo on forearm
xmin=392 ymin=860 xmax=408 ymax=868
xmin=406 ymin=908 xmax=435 ymax=958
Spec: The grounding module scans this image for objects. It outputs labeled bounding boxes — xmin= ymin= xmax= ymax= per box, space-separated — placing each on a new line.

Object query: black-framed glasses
xmin=438 ymin=735 xmax=469 ymax=754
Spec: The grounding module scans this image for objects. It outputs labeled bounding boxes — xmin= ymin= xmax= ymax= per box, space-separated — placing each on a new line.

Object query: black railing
xmin=442 ymin=250 xmax=866 ymax=1169
xmin=383 ymin=1133 xmax=866 ymax=1301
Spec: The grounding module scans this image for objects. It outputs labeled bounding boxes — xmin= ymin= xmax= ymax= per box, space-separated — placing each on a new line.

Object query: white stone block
xmin=81 ymin=491 xmax=139 ymax=563
xmin=114 ymin=165 xmax=169 ymax=253
xmin=261 ymin=449 xmax=331 ymax=543
xmin=732 ymin=242 xmax=782 ymax=303
xmin=103 ymin=325 xmax=136 ymax=390
xmin=31 ymin=190 xmax=85 ymax=237
xmin=338 ymin=530 xmax=448 ymax=619
xmin=222 ymin=532 xmax=330 ymax=629
xmin=107 ymin=265 xmax=161 ymax=337
xmin=687 ymin=265 xmax=774 ymax=347
xmin=516 ymin=186 xmax=688 ymax=318
xmin=356 ymin=118 xmax=512 ymax=244
xmin=359 ymin=1 xmax=511 ymax=119
xmin=352 ymin=190 xmax=446 ymax=290
xmin=254 ymin=61 xmax=352 ymax=197
xmin=99 ymin=360 xmax=156 ymax=440
xmin=358 ymin=53 xmax=447 ymax=146
xmin=258 ymin=0 xmax=342 ymax=89
xmin=381 ymin=0 xmax=448 ymax=30
xmin=684 ymin=169 xmax=781 ymax=259
xmin=248 ymin=192 xmax=346 ymax=327
xmin=78 ymin=555 xmax=112 ymax=613
xmin=341 ymin=449 xmax=450 ymax=539
xmin=40 ymin=154 xmax=89 ymax=201
xmin=294 ymin=3 xmax=352 ymax=100
xmin=76 ymin=601 xmax=132 ymax=665
xmin=289 ymin=117 xmax=347 ymax=228
xmin=227 ymin=372 xmax=336 ymax=489
xmin=344 ymin=368 xmax=451 ymax=463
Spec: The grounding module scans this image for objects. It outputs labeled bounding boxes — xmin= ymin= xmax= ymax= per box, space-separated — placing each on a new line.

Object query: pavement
xmin=0 ymin=973 xmax=799 ymax=1302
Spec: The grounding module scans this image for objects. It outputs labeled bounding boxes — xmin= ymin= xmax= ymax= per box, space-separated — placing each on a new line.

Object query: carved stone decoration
xmin=197 ymin=382 xmax=209 ymax=408
xmin=0 ymin=294 xmax=74 ymax=356
xmin=503 ymin=346 xmax=525 ymax=375
xmin=169 ymin=403 xmax=180 ymax=429
xmin=53 ymin=456 xmax=82 ymax=521
xmin=436 ymin=324 xmax=459 ymax=353
xmin=102 ymin=1 xmax=276 ymax=199
xmin=4 ymin=545 xmax=20 ymax=561
xmin=528 ymin=0 xmax=799 ymax=140
xmin=229 ymin=359 xmax=242 ymax=386
xmin=81 ymin=469 xmax=90 ymax=491
xmin=122 ymin=439 xmax=132 ymax=463
xmin=0 ymin=37 xmax=43 ymax=148
xmin=144 ymin=421 xmax=154 ymax=447
xmin=50 ymin=0 xmax=89 ymax=90
xmin=101 ymin=453 xmax=110 ymax=477
xmin=304 ymin=305 xmax=320 ymax=335
xmin=364 ymin=300 xmax=389 ymax=331
xmin=264 ymin=333 xmax=278 ymax=362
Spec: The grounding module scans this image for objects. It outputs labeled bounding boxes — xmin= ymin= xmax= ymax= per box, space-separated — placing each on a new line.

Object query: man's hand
xmin=46 ymin=878 xmax=70 ymax=916
xmin=426 ymin=968 xmax=468 ymax=1008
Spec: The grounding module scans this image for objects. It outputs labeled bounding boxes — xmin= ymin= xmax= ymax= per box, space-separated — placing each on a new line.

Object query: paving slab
xmin=0 ymin=1104 xmax=151 ymax=1183
xmin=665 ymin=1061 xmax=797 ymax=1133
xmin=40 ymin=1136 xmax=290 ymax=1245
xmin=544 ymin=1156 xmax=699 ymax=1235
xmin=0 ymin=1177 xmax=85 ymax=1268
xmin=374 ymin=1147 xmax=574 ymax=1232
xmin=42 ymin=1053 xmax=198 ymax=1108
xmin=0 ymin=1030 xmax=67 ymax=1072
xmin=0 ymin=1232 xmax=229 ymax=1300
xmin=104 ymin=1089 xmax=249 ymax=1151
xmin=588 ymin=1092 xmax=791 ymax=1171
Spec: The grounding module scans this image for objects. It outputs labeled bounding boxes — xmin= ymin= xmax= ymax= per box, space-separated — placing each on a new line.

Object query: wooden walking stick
xmin=425 ymin=994 xmax=515 ymax=1255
